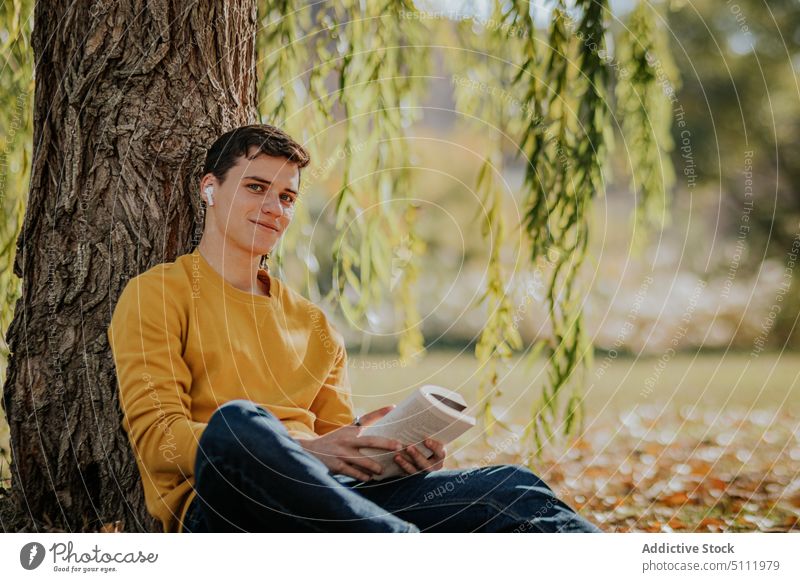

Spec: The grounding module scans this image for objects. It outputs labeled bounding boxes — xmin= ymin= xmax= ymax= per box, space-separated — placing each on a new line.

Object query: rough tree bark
xmin=2 ymin=0 xmax=258 ymax=532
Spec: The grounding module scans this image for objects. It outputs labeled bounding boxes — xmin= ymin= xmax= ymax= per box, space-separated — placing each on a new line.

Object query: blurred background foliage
xmin=0 ymin=0 xmax=32 ymax=489
xmin=2 ymin=0 xmax=799 ymax=484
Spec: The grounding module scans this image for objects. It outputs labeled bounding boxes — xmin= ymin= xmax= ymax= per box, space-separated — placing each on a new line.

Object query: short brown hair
xmin=202 ymin=124 xmax=311 ymax=184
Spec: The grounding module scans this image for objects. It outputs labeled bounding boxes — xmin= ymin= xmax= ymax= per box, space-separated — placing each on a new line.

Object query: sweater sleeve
xmin=310 ymin=341 xmax=356 ymax=436
xmin=107 ymin=274 xmax=206 ymax=479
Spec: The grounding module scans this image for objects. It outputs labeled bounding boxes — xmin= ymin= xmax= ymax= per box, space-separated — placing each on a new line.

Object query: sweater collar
xmin=188 ymin=248 xmax=278 ymax=306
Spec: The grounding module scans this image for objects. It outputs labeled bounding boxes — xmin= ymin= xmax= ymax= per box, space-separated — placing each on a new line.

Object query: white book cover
xmin=357 ymin=384 xmax=477 ymax=481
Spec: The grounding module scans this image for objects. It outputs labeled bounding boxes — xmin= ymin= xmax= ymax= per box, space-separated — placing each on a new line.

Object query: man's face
xmin=207 ymin=149 xmax=300 ymax=257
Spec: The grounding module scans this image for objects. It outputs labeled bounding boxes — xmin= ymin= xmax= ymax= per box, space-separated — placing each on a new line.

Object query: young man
xmin=108 ymin=124 xmax=601 ymax=533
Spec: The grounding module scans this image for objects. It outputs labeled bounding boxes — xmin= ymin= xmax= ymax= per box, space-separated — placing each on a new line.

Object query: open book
xmin=357 ymin=385 xmax=476 ymax=481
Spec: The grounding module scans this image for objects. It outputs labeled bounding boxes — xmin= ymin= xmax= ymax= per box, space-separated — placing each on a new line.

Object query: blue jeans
xmin=181 ymin=399 xmax=601 ymax=533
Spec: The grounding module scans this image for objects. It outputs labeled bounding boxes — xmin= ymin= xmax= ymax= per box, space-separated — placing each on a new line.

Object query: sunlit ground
xmin=350 ymin=350 xmax=800 ymax=532
xmin=2 ymin=351 xmax=798 ymax=531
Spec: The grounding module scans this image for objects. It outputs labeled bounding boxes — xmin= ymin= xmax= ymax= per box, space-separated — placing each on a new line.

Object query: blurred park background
xmin=1 ymin=0 xmax=799 ymax=531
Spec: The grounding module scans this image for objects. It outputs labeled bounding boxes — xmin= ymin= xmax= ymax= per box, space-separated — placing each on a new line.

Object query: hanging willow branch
xmin=447 ymin=0 xmax=608 ymax=448
xmin=257 ymin=0 xmax=336 ymax=299
xmin=256 ymin=2 xmax=674 ymax=439
xmin=328 ymin=0 xmax=430 ymax=358
xmin=393 ymin=203 xmax=426 ymax=362
xmin=510 ymin=0 xmax=677 ymax=454
xmin=473 ymin=153 xmax=524 ymax=434
xmin=616 ymin=0 xmax=679 ymax=251
xmin=447 ymin=1 xmax=531 ymax=435
xmin=0 ymin=0 xmax=34 ymax=486
xmin=330 ymin=0 xmax=394 ymax=328
xmin=508 ymin=0 xmax=610 ymax=454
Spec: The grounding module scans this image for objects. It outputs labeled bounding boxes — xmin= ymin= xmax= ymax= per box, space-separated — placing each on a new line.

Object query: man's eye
xmin=280 ymin=193 xmax=296 ymax=204
xmin=248 ymin=184 xmax=264 ymax=192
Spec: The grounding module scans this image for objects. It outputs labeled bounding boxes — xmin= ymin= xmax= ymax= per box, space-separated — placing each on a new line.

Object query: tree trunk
xmin=2 ymin=0 xmax=258 ymax=532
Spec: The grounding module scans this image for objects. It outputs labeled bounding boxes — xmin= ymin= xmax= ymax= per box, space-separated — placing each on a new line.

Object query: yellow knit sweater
xmin=107 ymin=248 xmax=355 ymax=532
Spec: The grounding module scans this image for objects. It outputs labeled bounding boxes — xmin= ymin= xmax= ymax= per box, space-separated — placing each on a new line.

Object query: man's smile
xmin=250 ymin=219 xmax=280 ymax=232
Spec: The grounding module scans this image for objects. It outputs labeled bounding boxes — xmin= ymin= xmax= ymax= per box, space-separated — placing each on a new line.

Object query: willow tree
xmin=254 ymin=0 xmax=676 ymax=455
xmin=1 ymin=0 xmax=676 ymax=531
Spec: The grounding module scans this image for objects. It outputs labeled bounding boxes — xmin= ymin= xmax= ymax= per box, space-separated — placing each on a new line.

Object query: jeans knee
xmin=486 ymin=464 xmax=546 ymax=484
xmin=215 ymin=398 xmax=265 ymax=418
xmin=483 ymin=465 xmax=599 ymax=532
xmin=201 ymin=399 xmax=286 ymax=457
xmin=485 ymin=464 xmax=557 ymax=502
xmin=211 ymin=399 xmax=281 ymax=427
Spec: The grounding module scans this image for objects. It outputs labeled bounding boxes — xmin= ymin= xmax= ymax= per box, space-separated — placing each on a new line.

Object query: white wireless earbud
xmin=204 ymin=185 xmax=215 ymax=206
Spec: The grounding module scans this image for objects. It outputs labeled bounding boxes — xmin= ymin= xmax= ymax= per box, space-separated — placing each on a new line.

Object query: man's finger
xmin=344 ymin=453 xmax=384 ymax=476
xmin=425 ymin=438 xmax=445 ymax=458
xmin=337 ymin=461 xmax=372 ymax=482
xmin=423 ymin=439 xmax=446 ymax=471
xmin=353 ymin=435 xmax=405 ymax=451
xmin=405 ymin=444 xmax=431 ymax=470
xmin=358 ymin=404 xmax=396 ymax=427
xmin=394 ymin=453 xmax=417 ymax=475
xmin=396 ymin=450 xmax=414 ymax=465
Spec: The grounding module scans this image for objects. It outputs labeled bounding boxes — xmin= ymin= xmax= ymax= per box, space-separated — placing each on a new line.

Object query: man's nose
xmin=260 ymin=193 xmax=282 ymax=215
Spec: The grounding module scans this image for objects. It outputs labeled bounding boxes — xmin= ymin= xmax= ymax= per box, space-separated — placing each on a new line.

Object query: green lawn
xmin=348 ymin=349 xmax=800 ymax=420
xmin=349 ymin=349 xmax=800 ymax=532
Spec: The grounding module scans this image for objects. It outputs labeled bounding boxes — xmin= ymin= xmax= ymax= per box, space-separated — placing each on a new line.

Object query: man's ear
xmin=201 ymin=173 xmax=218 ymax=190
xmin=200 ymin=174 xmax=219 ymax=207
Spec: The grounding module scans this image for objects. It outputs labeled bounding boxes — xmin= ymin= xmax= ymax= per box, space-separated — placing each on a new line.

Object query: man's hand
xmin=295 ymin=405 xmax=405 ymax=481
xmin=393 ymin=438 xmax=447 ymax=475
